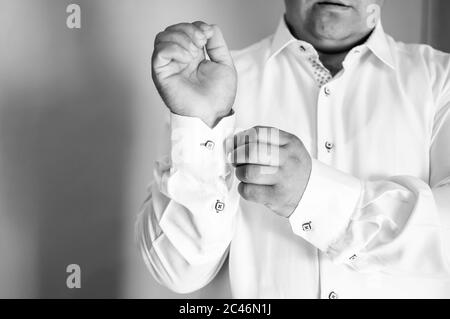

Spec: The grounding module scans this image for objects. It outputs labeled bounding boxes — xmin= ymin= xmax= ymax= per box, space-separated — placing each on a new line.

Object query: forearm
xmin=136 ymin=111 xmax=238 ymax=293
xmin=289 ymin=160 xmax=450 ymax=277
xmin=136 ymin=189 xmax=232 ymax=294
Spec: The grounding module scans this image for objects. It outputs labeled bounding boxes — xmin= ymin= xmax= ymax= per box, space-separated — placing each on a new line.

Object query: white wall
xmin=0 ymin=0 xmax=428 ymax=298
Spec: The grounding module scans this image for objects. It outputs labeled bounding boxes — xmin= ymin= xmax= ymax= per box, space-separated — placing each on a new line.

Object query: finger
xmin=196 ymin=23 xmax=233 ymax=67
xmin=155 ymin=30 xmax=199 ymax=57
xmin=238 ymin=183 xmax=274 ymax=204
xmin=230 ymin=142 xmax=284 ymax=167
xmin=230 ymin=126 xmax=291 ymax=150
xmin=152 ymin=42 xmax=192 ymax=70
xmin=166 ymin=23 xmax=211 ymax=48
xmin=235 ymin=165 xmax=280 ymax=185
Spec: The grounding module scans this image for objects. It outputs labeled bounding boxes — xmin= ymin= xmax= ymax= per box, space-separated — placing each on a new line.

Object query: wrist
xmin=286 ymin=153 xmax=313 ymax=219
xmin=202 ymin=109 xmax=233 ymax=128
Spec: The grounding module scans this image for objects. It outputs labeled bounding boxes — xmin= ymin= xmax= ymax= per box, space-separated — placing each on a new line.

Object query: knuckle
xmin=172 ymin=31 xmax=191 ymax=44
xmin=284 ymin=135 xmax=299 ymax=150
xmin=153 ymin=43 xmax=164 ymax=56
xmin=165 ymin=23 xmax=184 ymax=31
xmin=284 ymin=132 xmax=295 ymax=143
xmin=154 ymin=31 xmax=166 ymax=43
xmin=158 ymin=42 xmax=173 ymax=53
xmin=166 ymin=23 xmax=191 ymax=34
xmin=164 ymin=24 xmax=175 ymax=32
xmin=192 ymin=20 xmax=207 ymax=27
xmin=290 ymin=134 xmax=301 ymax=145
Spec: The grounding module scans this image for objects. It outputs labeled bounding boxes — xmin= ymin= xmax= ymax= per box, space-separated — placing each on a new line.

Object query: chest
xmin=233 ymin=63 xmax=434 ymax=181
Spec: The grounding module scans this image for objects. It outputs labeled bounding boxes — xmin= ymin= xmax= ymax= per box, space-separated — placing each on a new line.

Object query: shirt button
xmin=302 ymin=222 xmax=312 ymax=232
xmin=324 ymin=86 xmax=331 ymax=96
xmin=328 ymin=291 xmax=339 ymax=299
xmin=215 ymin=200 xmax=225 ymax=213
xmin=201 ymin=140 xmax=215 ymax=151
xmin=325 ymin=141 xmax=334 ymax=152
xmin=300 ymin=45 xmax=306 ymax=52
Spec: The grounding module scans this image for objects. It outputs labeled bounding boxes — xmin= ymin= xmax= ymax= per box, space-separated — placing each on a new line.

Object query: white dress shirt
xmin=136 ymin=18 xmax=450 ymax=299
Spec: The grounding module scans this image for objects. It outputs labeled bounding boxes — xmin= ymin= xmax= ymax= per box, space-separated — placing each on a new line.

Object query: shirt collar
xmin=267 ymin=17 xmax=298 ymax=62
xmin=365 ymin=21 xmax=396 ymax=69
xmin=267 ymin=17 xmax=396 ymax=70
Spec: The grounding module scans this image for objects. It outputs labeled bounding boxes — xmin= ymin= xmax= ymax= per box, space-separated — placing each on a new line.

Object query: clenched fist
xmin=152 ymin=22 xmax=237 ymax=128
xmin=228 ymin=127 xmax=313 ymax=218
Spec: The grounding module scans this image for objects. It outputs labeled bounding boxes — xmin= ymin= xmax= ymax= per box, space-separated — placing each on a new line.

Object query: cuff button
xmin=215 ymin=200 xmax=225 ymax=213
xmin=201 ymin=140 xmax=215 ymax=151
xmin=302 ymin=222 xmax=312 ymax=232
xmin=328 ymin=291 xmax=338 ymax=299
xmin=325 ymin=141 xmax=334 ymax=152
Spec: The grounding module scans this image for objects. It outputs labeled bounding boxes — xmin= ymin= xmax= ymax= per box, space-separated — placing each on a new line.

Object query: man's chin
xmin=310 ymin=26 xmax=351 ymax=44
xmin=309 ymin=5 xmax=354 ymax=30
xmin=307 ymin=27 xmax=356 ymax=52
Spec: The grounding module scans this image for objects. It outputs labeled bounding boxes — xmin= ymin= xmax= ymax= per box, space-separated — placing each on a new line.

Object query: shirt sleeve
xmin=135 ymin=112 xmax=239 ymax=294
xmin=289 ymin=101 xmax=450 ymax=277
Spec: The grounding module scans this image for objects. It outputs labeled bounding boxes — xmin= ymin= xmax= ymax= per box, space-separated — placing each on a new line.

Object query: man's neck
xmin=316 ymin=30 xmax=373 ymax=76
xmin=317 ymin=50 xmax=348 ymax=77
xmin=285 ymin=18 xmax=374 ymax=77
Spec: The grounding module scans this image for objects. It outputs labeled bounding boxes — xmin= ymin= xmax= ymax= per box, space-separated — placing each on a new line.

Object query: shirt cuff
xmin=170 ymin=112 xmax=235 ymax=180
xmin=289 ymin=160 xmax=363 ymax=252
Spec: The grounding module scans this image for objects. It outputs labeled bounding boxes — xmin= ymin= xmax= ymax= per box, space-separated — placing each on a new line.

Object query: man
xmin=136 ymin=0 xmax=450 ymax=298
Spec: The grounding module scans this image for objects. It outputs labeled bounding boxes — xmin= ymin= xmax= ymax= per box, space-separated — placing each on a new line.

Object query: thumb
xmin=193 ymin=22 xmax=233 ymax=67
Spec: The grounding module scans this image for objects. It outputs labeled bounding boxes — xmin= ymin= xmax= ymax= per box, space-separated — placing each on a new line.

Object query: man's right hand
xmin=152 ymin=22 xmax=237 ymax=128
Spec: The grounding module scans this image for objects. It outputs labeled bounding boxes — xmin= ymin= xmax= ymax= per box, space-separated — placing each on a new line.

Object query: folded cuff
xmin=170 ymin=112 xmax=235 ymax=180
xmin=289 ymin=160 xmax=363 ymax=252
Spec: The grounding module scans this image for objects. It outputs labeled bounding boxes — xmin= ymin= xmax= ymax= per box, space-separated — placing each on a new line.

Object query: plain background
xmin=0 ymin=0 xmax=448 ymax=298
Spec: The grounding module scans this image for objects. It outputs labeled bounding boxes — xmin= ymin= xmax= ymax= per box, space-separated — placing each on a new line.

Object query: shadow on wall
xmin=0 ymin=1 xmax=131 ymax=298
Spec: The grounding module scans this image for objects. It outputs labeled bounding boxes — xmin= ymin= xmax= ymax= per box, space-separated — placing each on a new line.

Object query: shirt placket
xmin=308 ymin=55 xmax=332 ymax=88
xmin=312 ymin=54 xmax=339 ymax=299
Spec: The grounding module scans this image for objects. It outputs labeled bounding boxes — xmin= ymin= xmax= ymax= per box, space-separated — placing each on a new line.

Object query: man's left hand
xmin=227 ymin=126 xmax=312 ymax=218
